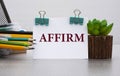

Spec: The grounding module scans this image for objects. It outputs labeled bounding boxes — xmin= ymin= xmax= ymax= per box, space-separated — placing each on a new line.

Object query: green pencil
xmin=0 ymin=40 xmax=32 ymax=46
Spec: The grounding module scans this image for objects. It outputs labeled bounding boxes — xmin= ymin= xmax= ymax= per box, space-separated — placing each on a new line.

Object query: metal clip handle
xmin=39 ymin=11 xmax=46 ymax=18
xmin=73 ymin=9 xmax=81 ymax=18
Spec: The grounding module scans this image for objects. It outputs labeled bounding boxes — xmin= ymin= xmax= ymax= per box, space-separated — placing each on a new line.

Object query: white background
xmin=3 ymin=0 xmax=120 ymax=44
xmin=33 ymin=18 xmax=88 ymax=59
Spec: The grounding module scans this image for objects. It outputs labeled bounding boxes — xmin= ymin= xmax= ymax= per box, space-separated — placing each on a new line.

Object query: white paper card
xmin=33 ymin=17 xmax=88 ymax=59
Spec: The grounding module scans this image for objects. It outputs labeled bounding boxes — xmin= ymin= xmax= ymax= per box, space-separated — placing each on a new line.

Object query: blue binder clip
xmin=70 ymin=9 xmax=84 ymax=25
xmin=35 ymin=11 xmax=49 ymax=26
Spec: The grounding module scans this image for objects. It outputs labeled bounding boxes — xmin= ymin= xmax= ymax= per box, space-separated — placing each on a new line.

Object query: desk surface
xmin=0 ymin=45 xmax=120 ymax=76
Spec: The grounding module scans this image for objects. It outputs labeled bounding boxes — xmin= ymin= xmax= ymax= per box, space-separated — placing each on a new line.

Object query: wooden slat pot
xmin=88 ymin=35 xmax=113 ymax=59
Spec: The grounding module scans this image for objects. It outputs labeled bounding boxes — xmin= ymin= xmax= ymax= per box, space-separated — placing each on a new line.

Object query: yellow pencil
xmin=0 ymin=44 xmax=33 ymax=51
xmin=0 ymin=34 xmax=32 ymax=38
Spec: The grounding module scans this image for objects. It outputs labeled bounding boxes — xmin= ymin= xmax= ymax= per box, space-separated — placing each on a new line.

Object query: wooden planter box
xmin=88 ymin=35 xmax=113 ymax=59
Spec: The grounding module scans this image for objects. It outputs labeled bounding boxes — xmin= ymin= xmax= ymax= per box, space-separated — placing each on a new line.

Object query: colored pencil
xmin=0 ymin=27 xmax=12 ymax=31
xmin=0 ymin=31 xmax=33 ymax=34
xmin=0 ymin=40 xmax=32 ymax=46
xmin=8 ymin=41 xmax=33 ymax=45
xmin=7 ymin=38 xmax=34 ymax=41
xmin=14 ymin=40 xmax=35 ymax=43
xmin=0 ymin=37 xmax=35 ymax=41
xmin=0 ymin=44 xmax=34 ymax=51
xmin=0 ymin=34 xmax=32 ymax=38
xmin=10 ymin=50 xmax=26 ymax=54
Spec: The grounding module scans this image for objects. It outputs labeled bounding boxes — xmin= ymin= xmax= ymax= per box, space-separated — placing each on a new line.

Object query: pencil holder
xmin=35 ymin=11 xmax=49 ymax=26
xmin=70 ymin=9 xmax=84 ymax=25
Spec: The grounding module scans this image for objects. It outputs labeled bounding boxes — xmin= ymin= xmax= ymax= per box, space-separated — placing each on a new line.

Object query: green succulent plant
xmin=87 ymin=18 xmax=113 ymax=36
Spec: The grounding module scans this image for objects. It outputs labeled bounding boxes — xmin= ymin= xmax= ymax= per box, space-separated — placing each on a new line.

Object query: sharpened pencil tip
xmin=28 ymin=46 xmax=35 ymax=50
xmin=33 ymin=39 xmax=36 ymax=41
